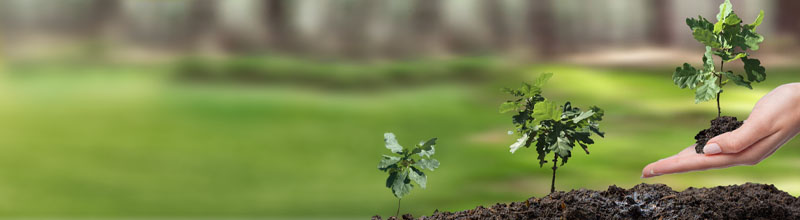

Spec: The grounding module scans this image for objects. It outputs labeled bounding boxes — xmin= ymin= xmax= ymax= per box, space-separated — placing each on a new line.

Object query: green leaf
xmin=509 ymin=133 xmax=529 ymax=154
xmin=391 ymin=169 xmax=413 ymax=198
xmin=589 ymin=123 xmax=604 ymax=138
xmin=692 ymin=28 xmax=721 ymax=48
xmin=416 ymin=158 xmax=439 ymax=171
xmin=702 ymin=46 xmax=715 ymax=72
xmin=512 ymin=111 xmax=530 ymax=125
xmin=713 ymin=1 xmax=734 ymax=33
xmin=721 ymin=20 xmax=742 ymax=42
xmin=520 ymin=83 xmax=537 ymax=96
xmin=555 ymin=137 xmax=573 ymax=164
xmin=501 ymin=87 xmax=523 ymax=97
xmin=418 ymin=138 xmax=436 ymax=158
xmin=561 ymin=101 xmax=573 ymax=113
xmin=420 ymin=138 xmax=436 ymax=151
xmin=729 ymin=28 xmax=763 ymax=51
xmin=723 ymin=71 xmax=752 ymax=89
xmin=408 ymin=166 xmax=427 ymax=189
xmin=673 ymin=63 xmax=702 ymax=89
xmin=723 ymin=12 xmax=741 ymax=26
xmin=686 ymin=16 xmax=713 ymax=31
xmin=742 ymin=57 xmax=766 ymax=82
xmin=533 ymin=73 xmax=553 ymax=87
xmin=386 ymin=171 xmax=397 ymax=188
xmin=588 ymin=106 xmax=604 ymax=122
xmin=716 ymin=0 xmax=733 ymax=22
xmin=724 ymin=53 xmax=747 ymax=62
xmin=748 ymin=10 xmax=764 ymax=31
xmin=384 ymin=133 xmax=403 ymax=154
xmin=535 ymin=134 xmax=551 ymax=167
xmin=572 ymin=131 xmax=595 ymax=145
xmin=499 ymin=101 xmax=521 ymax=113
xmin=571 ymin=110 xmax=594 ymax=123
xmin=419 ymin=146 xmax=434 ymax=158
xmin=695 ymin=76 xmax=720 ymax=103
xmin=713 ymin=20 xmax=724 ymax=34
xmin=378 ymin=155 xmax=401 ymax=170
xmin=532 ymin=100 xmax=562 ymax=125
xmin=743 ymin=31 xmax=764 ymax=51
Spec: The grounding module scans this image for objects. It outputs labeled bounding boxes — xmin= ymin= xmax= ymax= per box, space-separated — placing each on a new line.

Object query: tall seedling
xmin=500 ymin=73 xmax=605 ymax=193
xmin=378 ymin=133 xmax=439 ymax=217
xmin=673 ymin=0 xmax=766 ymax=117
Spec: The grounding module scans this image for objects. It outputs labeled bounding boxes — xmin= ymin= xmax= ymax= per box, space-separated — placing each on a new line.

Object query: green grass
xmin=0 ymin=63 xmax=799 ymax=218
xmin=173 ymin=56 xmax=512 ymax=89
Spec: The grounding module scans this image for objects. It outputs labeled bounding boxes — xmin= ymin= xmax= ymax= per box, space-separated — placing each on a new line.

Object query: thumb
xmin=704 ymin=121 xmax=771 ymax=154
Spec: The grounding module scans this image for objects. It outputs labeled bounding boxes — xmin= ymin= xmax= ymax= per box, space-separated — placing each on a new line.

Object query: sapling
xmin=378 ymin=133 xmax=439 ymax=217
xmin=672 ymin=0 xmax=767 ymax=153
xmin=500 ymin=73 xmax=605 ymax=193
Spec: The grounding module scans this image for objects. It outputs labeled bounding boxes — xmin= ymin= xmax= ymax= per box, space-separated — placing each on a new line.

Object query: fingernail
xmin=703 ymin=143 xmax=721 ymax=155
xmin=642 ymin=169 xmax=657 ymax=178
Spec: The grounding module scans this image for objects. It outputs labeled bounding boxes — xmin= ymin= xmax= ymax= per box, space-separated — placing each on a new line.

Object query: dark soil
xmin=694 ymin=116 xmax=743 ymax=154
xmin=373 ymin=183 xmax=800 ymax=220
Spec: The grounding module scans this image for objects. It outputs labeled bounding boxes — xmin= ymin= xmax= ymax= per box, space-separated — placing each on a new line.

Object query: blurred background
xmin=1 ymin=0 xmax=800 ymax=218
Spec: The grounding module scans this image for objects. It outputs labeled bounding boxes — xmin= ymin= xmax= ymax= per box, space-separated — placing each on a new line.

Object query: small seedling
xmin=500 ymin=73 xmax=604 ymax=193
xmin=672 ymin=0 xmax=767 ymax=153
xmin=378 ymin=133 xmax=439 ymax=217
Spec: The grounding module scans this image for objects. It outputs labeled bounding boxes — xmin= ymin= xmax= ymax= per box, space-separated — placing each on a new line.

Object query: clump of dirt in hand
xmin=373 ymin=183 xmax=800 ymax=220
xmin=694 ymin=116 xmax=743 ymax=153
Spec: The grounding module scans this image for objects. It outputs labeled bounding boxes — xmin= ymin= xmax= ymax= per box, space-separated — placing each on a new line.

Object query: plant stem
xmin=717 ymin=60 xmax=724 ymax=117
xmin=396 ymin=199 xmax=401 ymax=217
xmin=550 ymin=154 xmax=558 ymax=194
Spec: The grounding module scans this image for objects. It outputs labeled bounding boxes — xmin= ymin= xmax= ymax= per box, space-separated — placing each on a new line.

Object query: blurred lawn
xmin=0 ymin=61 xmax=799 ymax=218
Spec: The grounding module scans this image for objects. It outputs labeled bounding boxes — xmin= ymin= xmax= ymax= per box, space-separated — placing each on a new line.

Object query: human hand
xmin=642 ymin=83 xmax=800 ymax=178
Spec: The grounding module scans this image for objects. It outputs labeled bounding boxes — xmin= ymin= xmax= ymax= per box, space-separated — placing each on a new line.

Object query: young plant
xmin=672 ymin=0 xmax=767 ymax=153
xmin=673 ymin=0 xmax=766 ymax=116
xmin=500 ymin=73 xmax=604 ymax=193
xmin=378 ymin=133 xmax=439 ymax=217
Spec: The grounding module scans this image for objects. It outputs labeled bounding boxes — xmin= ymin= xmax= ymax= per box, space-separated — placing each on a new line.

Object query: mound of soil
xmin=694 ymin=116 xmax=743 ymax=154
xmin=373 ymin=183 xmax=800 ymax=220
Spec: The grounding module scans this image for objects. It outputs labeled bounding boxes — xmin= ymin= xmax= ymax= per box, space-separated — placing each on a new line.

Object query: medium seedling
xmin=378 ymin=133 xmax=439 ymax=217
xmin=672 ymin=0 xmax=767 ymax=153
xmin=500 ymin=73 xmax=605 ymax=193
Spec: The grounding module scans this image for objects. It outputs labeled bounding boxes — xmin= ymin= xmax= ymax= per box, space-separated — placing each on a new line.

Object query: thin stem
xmin=717 ymin=59 xmax=724 ymax=117
xmin=396 ymin=199 xmax=401 ymax=217
xmin=550 ymin=154 xmax=558 ymax=194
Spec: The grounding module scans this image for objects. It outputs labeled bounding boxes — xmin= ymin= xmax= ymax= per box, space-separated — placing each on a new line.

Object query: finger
xmin=642 ymin=153 xmax=737 ymax=178
xmin=643 ymin=132 xmax=783 ymax=177
xmin=704 ymin=120 xmax=774 ymax=155
xmin=641 ymin=145 xmax=694 ymax=178
xmin=677 ymin=144 xmax=697 ymax=156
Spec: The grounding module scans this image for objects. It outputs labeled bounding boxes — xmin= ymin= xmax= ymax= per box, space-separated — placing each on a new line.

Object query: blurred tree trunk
xmin=413 ymin=0 xmax=443 ymax=56
xmin=187 ymin=0 xmax=218 ymax=51
xmin=649 ymin=0 xmax=671 ymax=46
xmin=485 ymin=0 xmax=509 ymax=51
xmin=777 ymin=0 xmax=800 ymax=42
xmin=262 ymin=0 xmax=295 ymax=52
xmin=86 ymin=0 xmax=123 ymax=58
xmin=0 ymin=1 xmax=15 ymax=31
xmin=528 ymin=0 xmax=557 ymax=57
xmin=339 ymin=0 xmax=374 ymax=58
xmin=90 ymin=0 xmax=122 ymax=35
